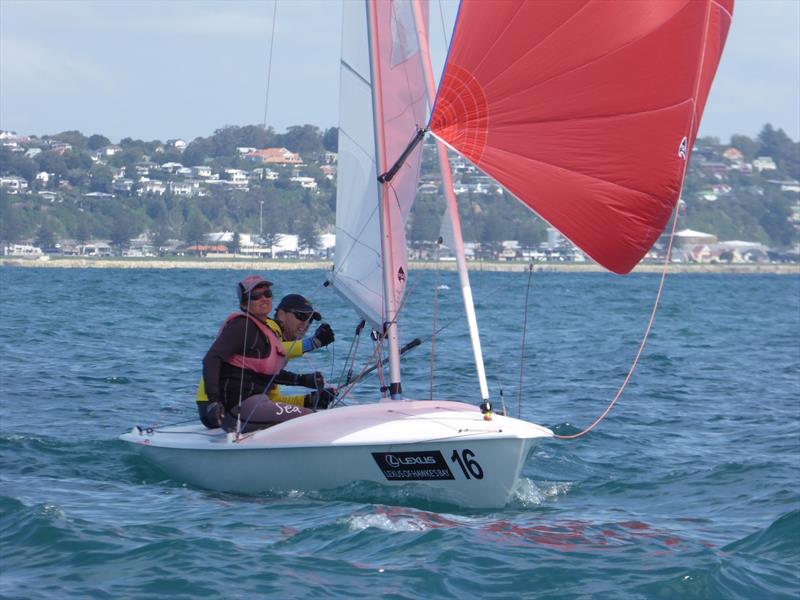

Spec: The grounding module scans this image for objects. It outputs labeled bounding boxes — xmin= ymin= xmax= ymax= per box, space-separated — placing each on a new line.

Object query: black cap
xmin=277 ymin=294 xmax=321 ymax=321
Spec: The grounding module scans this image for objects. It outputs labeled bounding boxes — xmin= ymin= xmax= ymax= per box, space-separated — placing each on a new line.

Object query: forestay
xmin=332 ymin=0 xmax=429 ymax=327
xmin=430 ymin=0 xmax=734 ymax=274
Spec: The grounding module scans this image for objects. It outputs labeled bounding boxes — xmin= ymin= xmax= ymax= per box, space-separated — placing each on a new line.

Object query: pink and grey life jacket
xmin=219 ymin=312 xmax=286 ymax=375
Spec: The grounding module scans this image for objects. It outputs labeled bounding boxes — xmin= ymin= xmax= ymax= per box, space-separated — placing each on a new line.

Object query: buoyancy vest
xmin=220 ymin=312 xmax=286 ymax=375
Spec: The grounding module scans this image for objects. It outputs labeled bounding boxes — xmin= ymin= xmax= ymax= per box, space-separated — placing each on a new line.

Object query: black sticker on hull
xmin=371 ymin=450 xmax=455 ymax=481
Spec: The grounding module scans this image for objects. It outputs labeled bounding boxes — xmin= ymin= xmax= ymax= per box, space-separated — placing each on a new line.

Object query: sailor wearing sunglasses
xmin=197 ymin=275 xmax=336 ymax=432
xmin=264 ymin=294 xmax=337 ymax=411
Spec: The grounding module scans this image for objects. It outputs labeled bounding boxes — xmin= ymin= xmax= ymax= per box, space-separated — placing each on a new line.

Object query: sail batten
xmin=430 ymin=0 xmax=733 ymax=274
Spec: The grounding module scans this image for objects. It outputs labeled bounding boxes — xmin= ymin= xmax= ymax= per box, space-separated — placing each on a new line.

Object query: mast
xmin=366 ymin=0 xmax=403 ymax=398
xmin=411 ymin=0 xmax=491 ymax=410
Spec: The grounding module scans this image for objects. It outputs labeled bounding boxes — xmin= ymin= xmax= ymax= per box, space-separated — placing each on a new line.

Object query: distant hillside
xmin=0 ymin=123 xmax=797 ymax=254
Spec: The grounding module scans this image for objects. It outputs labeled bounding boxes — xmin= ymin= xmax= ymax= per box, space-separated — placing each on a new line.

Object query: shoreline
xmin=1 ymin=257 xmax=798 ymax=274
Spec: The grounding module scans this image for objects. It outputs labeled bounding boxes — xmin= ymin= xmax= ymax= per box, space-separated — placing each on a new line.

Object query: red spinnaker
xmin=430 ymin=0 xmax=733 ymax=274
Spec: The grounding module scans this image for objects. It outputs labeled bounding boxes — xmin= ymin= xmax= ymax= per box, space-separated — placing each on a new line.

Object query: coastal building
xmin=290 ymin=175 xmax=318 ymax=189
xmin=0 ymin=176 xmax=29 ymax=194
xmin=250 ymin=167 xmax=279 ymax=181
xmin=169 ymin=182 xmax=193 ymax=197
xmin=766 ymin=179 xmax=800 ymax=193
xmin=246 ymin=147 xmax=303 ymax=165
xmin=753 ymin=156 xmax=777 ymax=172
xmin=675 ymin=228 xmax=718 ymax=247
xmin=166 ymin=139 xmax=187 ymax=151
xmin=139 ymin=180 xmax=167 ymax=196
xmin=223 ymin=169 xmax=248 ymax=186
xmin=113 ymin=179 xmax=135 ymax=194
xmin=161 ymin=162 xmax=184 ymax=174
xmin=192 ymin=165 xmax=212 ymax=178
xmin=722 ymin=147 xmax=743 ymax=162
xmin=50 ymin=142 xmax=72 ymax=155
xmin=3 ymin=243 xmax=43 ymax=257
xmin=79 ymin=242 xmax=113 ymax=257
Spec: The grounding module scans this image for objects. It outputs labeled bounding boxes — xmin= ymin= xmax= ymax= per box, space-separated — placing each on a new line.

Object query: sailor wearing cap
xmin=264 ymin=294 xmax=336 ymax=410
xmin=197 ymin=275 xmax=335 ymax=431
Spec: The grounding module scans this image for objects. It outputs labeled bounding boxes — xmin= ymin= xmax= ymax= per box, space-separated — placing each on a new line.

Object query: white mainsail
xmin=331 ymin=0 xmax=428 ymax=333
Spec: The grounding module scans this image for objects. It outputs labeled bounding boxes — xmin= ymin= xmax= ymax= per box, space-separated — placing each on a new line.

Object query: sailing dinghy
xmin=120 ymin=0 xmax=732 ymax=508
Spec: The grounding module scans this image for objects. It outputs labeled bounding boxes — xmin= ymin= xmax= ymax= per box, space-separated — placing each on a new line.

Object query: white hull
xmin=120 ymin=400 xmax=553 ymax=508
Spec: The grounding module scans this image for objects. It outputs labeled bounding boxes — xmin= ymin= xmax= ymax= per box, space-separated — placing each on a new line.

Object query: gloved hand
xmin=199 ymin=400 xmax=225 ymax=429
xmin=303 ymin=387 xmax=337 ymax=410
xmin=296 ymin=371 xmax=324 ymax=389
xmin=311 ymin=323 xmax=335 ymax=349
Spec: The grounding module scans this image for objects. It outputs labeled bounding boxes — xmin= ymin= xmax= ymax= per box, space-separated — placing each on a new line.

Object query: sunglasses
xmin=249 ymin=289 xmax=272 ymax=301
xmin=291 ymin=310 xmax=312 ymax=322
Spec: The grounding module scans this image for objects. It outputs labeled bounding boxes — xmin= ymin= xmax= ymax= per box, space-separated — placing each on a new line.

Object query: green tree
xmin=276 ymin=124 xmax=323 ymax=155
xmin=66 ymin=169 xmax=88 ymax=187
xmin=64 ymin=151 xmax=93 ymax=171
xmin=89 ymin=165 xmax=114 ymax=193
xmin=35 ymin=219 xmax=57 ymax=250
xmin=50 ymin=130 xmax=88 ymax=151
xmin=758 ymin=124 xmax=799 ymax=178
xmin=0 ymin=147 xmax=37 ymax=181
xmin=88 ymin=134 xmax=111 ymax=150
xmin=759 ymin=192 xmax=796 ymax=247
xmin=108 ymin=207 xmax=139 ymax=252
xmin=37 ymin=151 xmax=69 ymax=179
xmin=74 ymin=218 xmax=92 ymax=244
xmin=184 ymin=207 xmax=211 ymax=247
xmin=0 ymin=193 xmax=25 ymax=244
xmin=409 ymin=196 xmax=443 ymax=242
xmin=297 ymin=219 xmax=320 ymax=257
xmin=322 ymin=127 xmax=338 ymax=152
xmin=229 ymin=231 xmax=241 ymax=254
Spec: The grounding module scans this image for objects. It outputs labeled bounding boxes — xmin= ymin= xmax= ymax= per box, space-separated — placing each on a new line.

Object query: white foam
xmin=511 ymin=478 xmax=573 ymax=506
xmin=345 ymin=513 xmax=430 ymax=532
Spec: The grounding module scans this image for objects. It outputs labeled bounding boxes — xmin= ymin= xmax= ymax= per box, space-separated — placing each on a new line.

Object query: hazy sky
xmin=1 ymin=0 xmax=798 ymax=143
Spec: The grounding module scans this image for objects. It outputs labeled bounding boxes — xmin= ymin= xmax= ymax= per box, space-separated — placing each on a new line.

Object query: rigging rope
xmin=235 ymin=295 xmax=254 ymax=434
xmin=429 ymin=238 xmax=443 ymax=400
xmin=517 ymin=262 xmax=534 ymax=418
xmin=553 ymin=206 xmax=681 ymax=440
xmin=261 ymin=0 xmax=279 ymax=128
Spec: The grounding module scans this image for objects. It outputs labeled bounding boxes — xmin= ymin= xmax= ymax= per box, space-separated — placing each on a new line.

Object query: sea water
xmin=0 ymin=266 xmax=798 ymax=599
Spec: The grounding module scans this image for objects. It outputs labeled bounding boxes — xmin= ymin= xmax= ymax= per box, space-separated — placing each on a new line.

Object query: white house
xmin=752 ymin=156 xmax=777 ymax=172
xmin=192 ymin=165 xmax=212 ymax=178
xmin=290 ymin=176 xmax=318 ymax=189
xmin=251 ymin=167 xmax=279 ymax=181
xmin=113 ymin=179 xmax=135 ymax=193
xmin=101 ymin=145 xmax=122 ymax=156
xmin=167 ymin=139 xmax=187 ymax=151
xmin=224 ymin=169 xmax=249 ymax=185
xmin=161 ymin=162 xmax=184 ymax=174
xmin=3 ymin=243 xmax=43 ymax=257
xmin=169 ymin=182 xmax=193 ymax=196
xmin=139 ymin=180 xmax=167 ymax=195
xmin=0 ymin=176 xmax=28 ymax=194
xmin=247 ymin=147 xmax=303 ymax=165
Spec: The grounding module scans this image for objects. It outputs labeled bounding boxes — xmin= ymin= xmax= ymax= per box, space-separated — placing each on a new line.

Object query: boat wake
xmin=509 ymin=478 xmax=573 ymax=508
